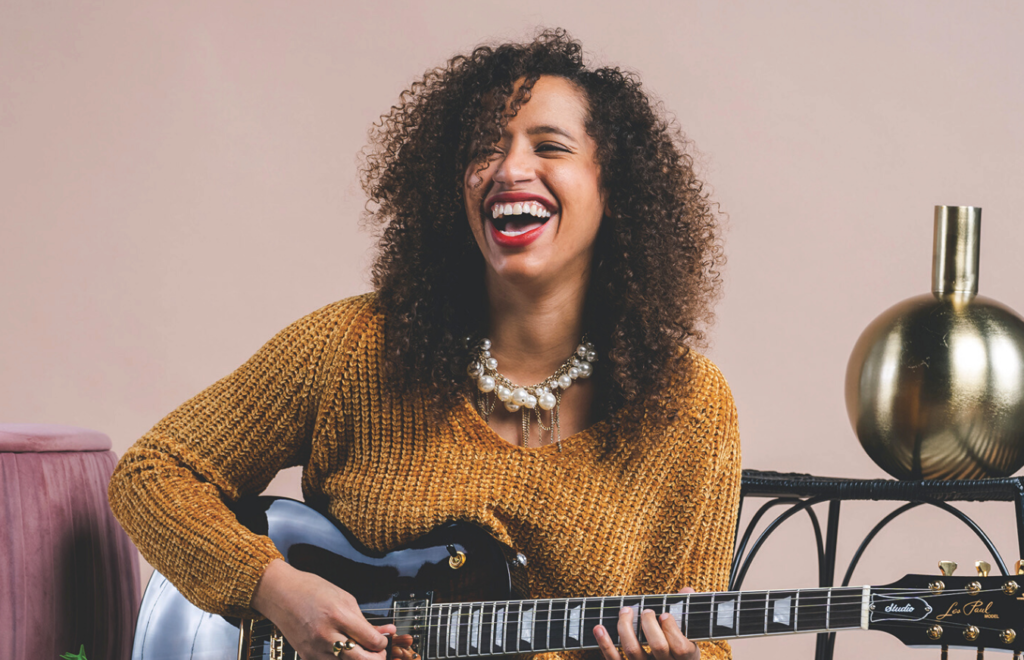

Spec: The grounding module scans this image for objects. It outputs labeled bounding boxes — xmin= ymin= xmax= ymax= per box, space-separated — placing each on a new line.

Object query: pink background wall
xmin=3 ymin=2 xmax=1023 ymax=658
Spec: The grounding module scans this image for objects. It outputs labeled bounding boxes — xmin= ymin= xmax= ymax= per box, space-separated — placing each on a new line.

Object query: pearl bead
xmin=577 ymin=361 xmax=592 ymax=378
xmin=585 ymin=341 xmax=595 ymax=351
xmin=504 ymin=400 xmax=521 ymax=413
xmin=538 ymin=392 xmax=557 ymax=410
xmin=586 ymin=350 xmax=597 ymax=362
xmin=477 ymin=375 xmax=495 ymax=393
xmin=512 ymin=387 xmax=530 ymax=406
xmin=481 ymin=338 xmax=492 ymax=350
xmin=484 ymin=357 xmax=498 ymax=371
xmin=467 ymin=361 xmax=484 ymax=378
xmin=558 ymin=374 xmax=572 ymax=390
xmin=482 ymin=350 xmax=491 ymax=358
xmin=496 ymin=385 xmax=512 ymax=402
xmin=568 ymin=367 xmax=580 ymax=380
xmin=547 ymin=380 xmax=559 ymax=391
xmin=525 ymin=395 xmax=537 ymax=409
xmin=577 ymin=345 xmax=588 ymax=358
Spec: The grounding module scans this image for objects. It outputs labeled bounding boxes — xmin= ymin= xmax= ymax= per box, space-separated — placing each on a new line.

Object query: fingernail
xmin=643 ymin=609 xmax=654 ymax=615
xmin=659 ymin=613 xmax=671 ymax=621
xmin=595 ymin=626 xmax=606 ymax=639
xmin=620 ymin=606 xmax=634 ymax=615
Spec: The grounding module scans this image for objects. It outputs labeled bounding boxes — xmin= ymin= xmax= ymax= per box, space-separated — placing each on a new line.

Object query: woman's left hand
xmin=594 ymin=588 xmax=699 ymax=660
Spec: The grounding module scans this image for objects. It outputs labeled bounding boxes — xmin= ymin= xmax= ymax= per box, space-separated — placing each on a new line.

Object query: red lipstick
xmin=488 ymin=219 xmax=548 ymax=247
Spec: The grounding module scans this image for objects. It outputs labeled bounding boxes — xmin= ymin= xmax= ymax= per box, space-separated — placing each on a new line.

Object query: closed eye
xmin=536 ymin=143 xmax=571 ymax=153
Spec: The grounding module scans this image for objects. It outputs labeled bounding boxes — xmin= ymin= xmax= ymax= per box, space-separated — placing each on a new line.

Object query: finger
xmin=593 ymin=624 xmax=622 ymax=660
xmin=659 ymin=612 xmax=700 ymax=659
xmin=340 ymin=608 xmax=391 ymax=652
xmin=617 ymin=607 xmax=646 ymax=660
xmin=640 ymin=609 xmax=670 ymax=660
xmin=679 ymin=587 xmax=696 ymax=594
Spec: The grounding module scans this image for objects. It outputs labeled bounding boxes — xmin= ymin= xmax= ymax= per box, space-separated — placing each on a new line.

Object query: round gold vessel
xmin=845 ymin=206 xmax=1024 ymax=480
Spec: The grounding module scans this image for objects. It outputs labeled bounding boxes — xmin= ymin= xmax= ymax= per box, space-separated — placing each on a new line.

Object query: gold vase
xmin=845 ymin=206 xmax=1024 ymax=480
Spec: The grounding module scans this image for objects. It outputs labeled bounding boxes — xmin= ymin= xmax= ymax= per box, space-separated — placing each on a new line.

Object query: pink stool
xmin=0 ymin=423 xmax=139 ymax=660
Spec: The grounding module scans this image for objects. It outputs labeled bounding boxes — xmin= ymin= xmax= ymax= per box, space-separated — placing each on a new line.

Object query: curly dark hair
xmin=361 ymin=28 xmax=723 ymax=418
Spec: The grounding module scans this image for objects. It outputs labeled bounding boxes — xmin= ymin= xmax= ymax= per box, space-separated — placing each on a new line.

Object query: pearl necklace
xmin=468 ymin=337 xmax=597 ymax=449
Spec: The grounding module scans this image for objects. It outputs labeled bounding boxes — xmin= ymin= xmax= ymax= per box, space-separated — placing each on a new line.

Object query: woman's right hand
xmin=252 ymin=558 xmax=398 ymax=660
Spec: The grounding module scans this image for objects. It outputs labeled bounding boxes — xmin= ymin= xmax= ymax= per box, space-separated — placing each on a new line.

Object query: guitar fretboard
xmin=425 ymin=587 xmax=866 ymax=658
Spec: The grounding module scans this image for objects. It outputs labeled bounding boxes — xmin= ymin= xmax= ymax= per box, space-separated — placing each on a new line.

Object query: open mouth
xmin=487 ymin=199 xmax=555 ymax=237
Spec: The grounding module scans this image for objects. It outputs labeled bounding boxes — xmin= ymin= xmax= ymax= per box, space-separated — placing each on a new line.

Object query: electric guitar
xmin=130 ymin=497 xmax=1024 ymax=660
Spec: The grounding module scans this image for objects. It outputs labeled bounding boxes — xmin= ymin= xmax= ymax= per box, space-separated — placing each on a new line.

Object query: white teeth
xmin=490 ymin=200 xmax=554 ymax=219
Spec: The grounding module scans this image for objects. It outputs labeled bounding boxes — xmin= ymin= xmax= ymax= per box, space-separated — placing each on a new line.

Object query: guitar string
xmin=349 ymin=585 xmax=1013 ymax=622
xmin=245 ymin=616 xmax=1018 ymax=655
xmin=246 ymin=591 xmax=1008 ymax=642
xmin=244 ymin=586 xmax=1017 ymax=650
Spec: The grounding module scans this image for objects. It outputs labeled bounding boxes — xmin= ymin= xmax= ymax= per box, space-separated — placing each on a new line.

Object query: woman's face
xmin=464 ymin=75 xmax=605 ymax=288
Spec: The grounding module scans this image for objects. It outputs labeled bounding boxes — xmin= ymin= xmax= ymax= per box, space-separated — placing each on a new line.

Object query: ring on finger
xmin=332 ymin=639 xmax=357 ymax=656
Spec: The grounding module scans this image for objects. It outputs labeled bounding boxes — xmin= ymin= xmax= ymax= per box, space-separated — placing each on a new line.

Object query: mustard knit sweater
xmin=109 ymin=294 xmax=741 ymax=660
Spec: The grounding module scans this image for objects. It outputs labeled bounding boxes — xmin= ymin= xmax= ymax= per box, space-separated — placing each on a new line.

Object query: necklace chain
xmin=468 ymin=337 xmax=597 ymax=449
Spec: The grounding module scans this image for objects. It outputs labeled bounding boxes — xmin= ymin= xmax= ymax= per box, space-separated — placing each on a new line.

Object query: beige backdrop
xmin=3 ymin=1 xmax=1023 ymax=658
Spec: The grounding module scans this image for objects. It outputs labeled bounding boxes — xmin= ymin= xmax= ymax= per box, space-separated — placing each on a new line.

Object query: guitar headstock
xmin=869 ymin=560 xmax=1024 ymax=653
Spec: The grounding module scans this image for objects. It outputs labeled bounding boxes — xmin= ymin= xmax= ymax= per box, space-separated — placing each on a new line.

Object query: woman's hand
xmin=252 ymin=559 xmax=398 ymax=660
xmin=594 ymin=588 xmax=700 ymax=660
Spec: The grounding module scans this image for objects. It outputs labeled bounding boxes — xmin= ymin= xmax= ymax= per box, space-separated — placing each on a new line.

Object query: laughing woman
xmin=109 ymin=29 xmax=740 ymax=660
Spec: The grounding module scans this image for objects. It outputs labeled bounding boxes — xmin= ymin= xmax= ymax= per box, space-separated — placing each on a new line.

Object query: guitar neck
xmin=425 ymin=587 xmax=868 ymax=658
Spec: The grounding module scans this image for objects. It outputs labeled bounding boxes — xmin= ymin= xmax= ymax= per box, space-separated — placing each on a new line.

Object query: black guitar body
xmin=131 ymin=497 xmax=528 ymax=660
xmin=132 ymin=497 xmax=1024 ymax=659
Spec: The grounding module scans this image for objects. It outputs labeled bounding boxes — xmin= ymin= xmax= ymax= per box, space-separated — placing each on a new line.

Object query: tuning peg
xmin=976 ymin=561 xmax=991 ymax=577
xmin=939 ymin=560 xmax=958 ymax=576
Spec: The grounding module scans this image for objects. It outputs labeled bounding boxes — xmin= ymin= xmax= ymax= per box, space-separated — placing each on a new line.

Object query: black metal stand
xmin=731 ymin=469 xmax=1024 ymax=660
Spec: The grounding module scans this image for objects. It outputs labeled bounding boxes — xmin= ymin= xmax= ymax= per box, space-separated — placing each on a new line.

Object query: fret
xmin=567 ymin=599 xmax=585 ymax=649
xmin=797 ymin=588 xmax=826 ymax=632
xmin=737 ymin=591 xmax=768 ymax=637
xmin=708 ymin=593 xmax=716 ymax=638
xmin=686 ymin=593 xmax=712 ymax=640
xmin=826 ymin=588 xmax=832 ymax=630
xmin=492 ymin=604 xmax=505 ymax=652
xmin=764 ymin=590 xmax=770 ymax=635
xmin=711 ymin=593 xmax=737 ymax=639
xmin=448 ymin=604 xmax=460 ymax=656
xmin=548 ymin=599 xmax=566 ymax=651
xmin=470 ymin=605 xmax=481 ymax=654
xmin=477 ymin=603 xmax=491 ymax=656
xmin=582 ymin=597 xmax=601 ymax=647
xmin=635 ymin=596 xmax=647 ymax=644
xmin=766 ymin=591 xmax=797 ymax=634
xmin=507 ymin=602 xmax=519 ymax=652
xmin=544 ymin=599 xmax=553 ymax=651
xmin=520 ymin=601 xmax=534 ymax=649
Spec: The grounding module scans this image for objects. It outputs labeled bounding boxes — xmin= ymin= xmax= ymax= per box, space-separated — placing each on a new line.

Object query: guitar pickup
xmin=394 ymin=593 xmax=432 ymax=655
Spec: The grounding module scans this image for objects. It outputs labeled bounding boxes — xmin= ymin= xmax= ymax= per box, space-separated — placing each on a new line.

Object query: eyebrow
xmin=526 ymin=125 xmax=577 ymax=142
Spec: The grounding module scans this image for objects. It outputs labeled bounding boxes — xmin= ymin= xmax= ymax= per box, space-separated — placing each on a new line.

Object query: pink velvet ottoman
xmin=0 ymin=423 xmax=139 ymax=660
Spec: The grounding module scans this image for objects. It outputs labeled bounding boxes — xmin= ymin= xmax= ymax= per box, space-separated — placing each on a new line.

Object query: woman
xmin=109 ymin=29 xmax=740 ymax=660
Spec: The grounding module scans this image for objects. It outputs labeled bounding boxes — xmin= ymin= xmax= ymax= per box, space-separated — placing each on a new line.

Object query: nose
xmin=493 ymin=141 xmax=534 ymax=186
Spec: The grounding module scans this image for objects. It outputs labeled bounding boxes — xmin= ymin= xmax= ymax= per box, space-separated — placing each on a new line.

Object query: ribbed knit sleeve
xmin=108 ymin=298 xmax=362 ymax=619
xmin=679 ymin=358 xmax=741 ymax=660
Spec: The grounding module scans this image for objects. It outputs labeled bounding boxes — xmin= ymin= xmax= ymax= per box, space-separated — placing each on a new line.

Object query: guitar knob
xmin=1016 ymin=560 xmax=1024 ymax=576
xmin=513 ymin=552 xmax=528 ymax=568
xmin=976 ymin=561 xmax=991 ymax=577
xmin=939 ymin=561 xmax=958 ymax=577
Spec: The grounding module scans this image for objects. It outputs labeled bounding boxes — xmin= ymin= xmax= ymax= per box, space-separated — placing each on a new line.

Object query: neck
xmin=422 ymin=585 xmax=868 ymax=658
xmin=484 ymin=269 xmax=589 ymax=384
